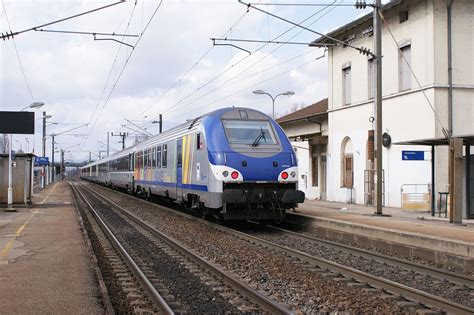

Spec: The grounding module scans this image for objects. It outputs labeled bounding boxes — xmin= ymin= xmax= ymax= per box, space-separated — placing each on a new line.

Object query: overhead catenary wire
xmin=134 ymin=8 xmax=252 ymax=120
xmin=84 ymin=0 xmax=164 ymax=148
xmin=239 ymin=0 xmax=374 ymax=56
xmin=158 ymin=1 xmax=339 ymax=119
xmin=2 ymin=0 xmax=35 ymax=101
xmin=168 ymin=52 xmax=324 ymax=120
xmin=0 ymin=1 xmax=126 ymax=41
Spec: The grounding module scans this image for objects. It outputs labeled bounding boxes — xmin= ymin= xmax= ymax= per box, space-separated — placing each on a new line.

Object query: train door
xmin=176 ymin=139 xmax=183 ymax=201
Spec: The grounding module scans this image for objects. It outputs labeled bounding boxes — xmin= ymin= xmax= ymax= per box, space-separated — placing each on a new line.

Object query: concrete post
xmin=449 ymin=138 xmax=463 ymax=224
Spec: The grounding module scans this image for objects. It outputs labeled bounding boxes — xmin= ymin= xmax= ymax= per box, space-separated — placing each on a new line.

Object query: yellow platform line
xmin=0 ymin=209 xmax=39 ymax=260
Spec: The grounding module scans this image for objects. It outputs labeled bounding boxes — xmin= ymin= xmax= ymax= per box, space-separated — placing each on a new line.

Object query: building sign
xmin=402 ymin=150 xmax=427 ymax=161
xmin=35 ymin=156 xmax=49 ymax=166
xmin=0 ymin=111 xmax=35 ymax=134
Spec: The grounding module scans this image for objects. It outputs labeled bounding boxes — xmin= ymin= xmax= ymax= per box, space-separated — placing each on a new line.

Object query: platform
xmin=0 ymin=181 xmax=103 ymax=313
xmin=292 ymin=200 xmax=474 ymax=272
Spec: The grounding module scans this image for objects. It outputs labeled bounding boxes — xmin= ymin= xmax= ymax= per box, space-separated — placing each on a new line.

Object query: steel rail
xmin=80 ymin=181 xmax=473 ymax=314
xmin=78 ymin=183 xmax=292 ymax=315
xmin=208 ymin=223 xmax=474 ymax=315
xmin=71 ymin=182 xmax=174 ymax=315
xmin=262 ymin=223 xmax=474 ymax=287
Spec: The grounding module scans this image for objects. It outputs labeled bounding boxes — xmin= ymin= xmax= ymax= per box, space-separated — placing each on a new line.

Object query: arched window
xmin=341 ymin=137 xmax=354 ymax=188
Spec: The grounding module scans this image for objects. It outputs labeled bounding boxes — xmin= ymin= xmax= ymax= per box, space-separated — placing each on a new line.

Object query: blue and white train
xmin=81 ymin=107 xmax=304 ymax=220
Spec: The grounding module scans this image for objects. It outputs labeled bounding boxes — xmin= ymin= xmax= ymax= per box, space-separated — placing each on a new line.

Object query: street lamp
xmin=20 ymin=101 xmax=44 ymax=111
xmin=252 ymin=89 xmax=295 ymax=119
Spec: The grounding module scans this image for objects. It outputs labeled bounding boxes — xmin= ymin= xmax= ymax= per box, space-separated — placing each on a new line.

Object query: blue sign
xmin=402 ymin=150 xmax=425 ymax=161
xmin=34 ymin=156 xmax=49 ymax=166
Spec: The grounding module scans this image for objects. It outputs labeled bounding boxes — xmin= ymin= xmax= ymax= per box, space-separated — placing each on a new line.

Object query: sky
xmin=1 ymin=0 xmax=374 ymax=162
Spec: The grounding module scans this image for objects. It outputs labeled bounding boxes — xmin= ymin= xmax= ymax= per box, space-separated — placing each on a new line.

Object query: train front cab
xmin=205 ymin=108 xmax=305 ymax=220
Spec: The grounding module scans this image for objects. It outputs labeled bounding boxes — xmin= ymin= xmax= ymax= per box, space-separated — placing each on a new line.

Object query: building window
xmin=399 ymin=44 xmax=411 ymax=91
xmin=368 ymin=58 xmax=375 ymax=99
xmin=341 ymin=137 xmax=354 ymax=188
xmin=399 ymin=10 xmax=409 ymax=23
xmin=342 ymin=66 xmax=351 ymax=105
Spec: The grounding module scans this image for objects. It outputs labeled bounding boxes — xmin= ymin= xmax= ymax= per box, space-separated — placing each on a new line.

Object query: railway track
xmin=228 ymin=223 xmax=474 ymax=315
xmin=71 ymin=181 xmax=291 ymax=314
xmin=77 ymin=180 xmax=474 ymax=314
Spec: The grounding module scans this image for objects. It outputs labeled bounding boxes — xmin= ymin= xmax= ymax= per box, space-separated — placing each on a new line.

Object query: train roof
xmin=80 ymin=107 xmax=272 ymax=169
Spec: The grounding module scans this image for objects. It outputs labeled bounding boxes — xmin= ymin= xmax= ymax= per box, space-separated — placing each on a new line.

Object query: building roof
xmin=277 ymin=98 xmax=328 ymax=124
xmin=311 ymin=0 xmax=402 ymax=45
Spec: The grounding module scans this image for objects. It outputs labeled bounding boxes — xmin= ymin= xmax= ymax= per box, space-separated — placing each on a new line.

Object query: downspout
xmin=447 ymin=0 xmax=454 ymax=136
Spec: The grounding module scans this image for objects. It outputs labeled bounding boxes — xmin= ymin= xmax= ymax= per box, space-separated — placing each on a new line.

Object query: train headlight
xmin=222 ymin=171 xmax=229 ymax=177
xmin=281 ymin=171 xmax=289 ymax=180
xmin=290 ymin=171 xmax=296 ymax=178
xmin=231 ymin=171 xmax=239 ymax=179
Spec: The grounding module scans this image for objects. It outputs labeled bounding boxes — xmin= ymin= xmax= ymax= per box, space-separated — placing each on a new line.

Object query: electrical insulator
xmin=355 ymin=0 xmax=368 ymax=9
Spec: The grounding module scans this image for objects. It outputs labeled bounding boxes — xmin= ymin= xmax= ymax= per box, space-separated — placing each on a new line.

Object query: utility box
xmin=0 ymin=153 xmax=34 ymax=205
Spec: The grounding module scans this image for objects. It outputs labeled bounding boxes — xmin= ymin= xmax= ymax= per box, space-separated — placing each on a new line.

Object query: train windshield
xmin=223 ymin=120 xmax=277 ymax=145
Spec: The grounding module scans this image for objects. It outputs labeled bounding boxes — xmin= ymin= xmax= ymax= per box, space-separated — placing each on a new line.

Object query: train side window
xmin=157 ymin=146 xmax=162 ymax=168
xmin=152 ymin=147 xmax=156 ymax=168
xmin=197 ymin=133 xmax=203 ymax=150
xmin=162 ymin=144 xmax=167 ymax=168
xmin=145 ymin=150 xmax=149 ymax=169
xmin=148 ymin=149 xmax=152 ymax=168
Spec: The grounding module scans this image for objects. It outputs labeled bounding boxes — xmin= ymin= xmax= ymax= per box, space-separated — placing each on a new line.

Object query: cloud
xmin=1 ymin=0 xmax=366 ymax=159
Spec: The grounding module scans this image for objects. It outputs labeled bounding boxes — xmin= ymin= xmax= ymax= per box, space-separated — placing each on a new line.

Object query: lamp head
xmin=30 ymin=102 xmax=45 ymax=109
xmin=252 ymin=89 xmax=266 ymax=95
xmin=283 ymin=91 xmax=295 ymax=96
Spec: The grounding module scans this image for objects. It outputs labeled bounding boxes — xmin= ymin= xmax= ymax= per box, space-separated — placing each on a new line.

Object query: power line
xmin=135 ymin=8 xmax=252 ymax=120
xmin=169 ymin=53 xmax=322 ymax=120
xmin=1 ymin=1 xmax=126 ymax=40
xmin=159 ymin=1 xmax=339 ymax=119
xmin=248 ymin=1 xmax=370 ymax=7
xmin=85 ymin=0 xmax=164 ymax=145
xmin=239 ymin=0 xmax=374 ymax=57
xmin=2 ymin=0 xmax=35 ymax=101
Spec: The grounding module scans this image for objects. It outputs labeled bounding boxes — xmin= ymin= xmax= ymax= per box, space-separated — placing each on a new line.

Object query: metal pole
xmin=42 ymin=111 xmax=46 ymax=188
xmin=159 ymin=114 xmax=163 ymax=134
xmin=431 ymin=145 xmax=435 ymax=216
xmin=51 ymin=135 xmax=55 ymax=182
xmin=271 ymin=97 xmax=276 ymax=120
xmin=374 ymin=0 xmax=383 ymax=215
xmin=7 ymin=134 xmax=15 ymax=210
xmin=107 ymin=132 xmax=110 ymax=156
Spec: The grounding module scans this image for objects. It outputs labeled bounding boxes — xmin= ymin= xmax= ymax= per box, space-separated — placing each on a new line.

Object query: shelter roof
xmin=394 ymin=135 xmax=474 ymax=146
xmin=277 ymin=98 xmax=328 ymax=125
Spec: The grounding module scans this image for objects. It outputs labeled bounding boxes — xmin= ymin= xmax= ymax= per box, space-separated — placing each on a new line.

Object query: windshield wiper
xmin=252 ymin=127 xmax=266 ymax=147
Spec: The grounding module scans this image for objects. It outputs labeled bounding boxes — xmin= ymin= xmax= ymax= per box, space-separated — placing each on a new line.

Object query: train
xmin=80 ymin=107 xmax=305 ymax=220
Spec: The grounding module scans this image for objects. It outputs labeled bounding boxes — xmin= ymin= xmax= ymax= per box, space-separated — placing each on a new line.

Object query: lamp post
xmin=252 ymin=89 xmax=295 ymax=119
xmin=41 ymin=113 xmax=52 ymax=188
xmin=7 ymin=102 xmax=44 ymax=211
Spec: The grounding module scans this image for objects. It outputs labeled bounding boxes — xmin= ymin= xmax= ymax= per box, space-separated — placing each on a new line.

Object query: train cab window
xmin=162 ymin=144 xmax=168 ymax=168
xmin=223 ymin=120 xmax=277 ymax=145
xmin=157 ymin=146 xmax=162 ymax=168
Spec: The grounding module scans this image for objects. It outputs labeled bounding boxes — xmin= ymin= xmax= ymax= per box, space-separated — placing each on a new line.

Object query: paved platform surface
xmin=0 ymin=181 xmax=103 ymax=314
xmin=298 ymin=200 xmax=474 ymax=242
xmin=295 ymin=200 xmax=474 ymax=261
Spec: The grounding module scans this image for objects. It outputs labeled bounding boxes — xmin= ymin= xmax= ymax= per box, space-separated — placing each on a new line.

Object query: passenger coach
xmin=81 ymin=107 xmax=304 ymax=220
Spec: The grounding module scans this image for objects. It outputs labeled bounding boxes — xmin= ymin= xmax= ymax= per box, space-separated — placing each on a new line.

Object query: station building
xmin=280 ymin=0 xmax=473 ymax=218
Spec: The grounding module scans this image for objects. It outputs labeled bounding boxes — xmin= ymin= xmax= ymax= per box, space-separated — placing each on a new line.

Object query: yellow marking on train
xmin=185 ymin=134 xmax=192 ymax=184
xmin=182 ymin=136 xmax=188 ymax=184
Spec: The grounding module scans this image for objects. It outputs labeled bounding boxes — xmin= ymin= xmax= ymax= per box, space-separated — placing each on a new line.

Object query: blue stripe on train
xmin=135 ymin=180 xmax=209 ymax=192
